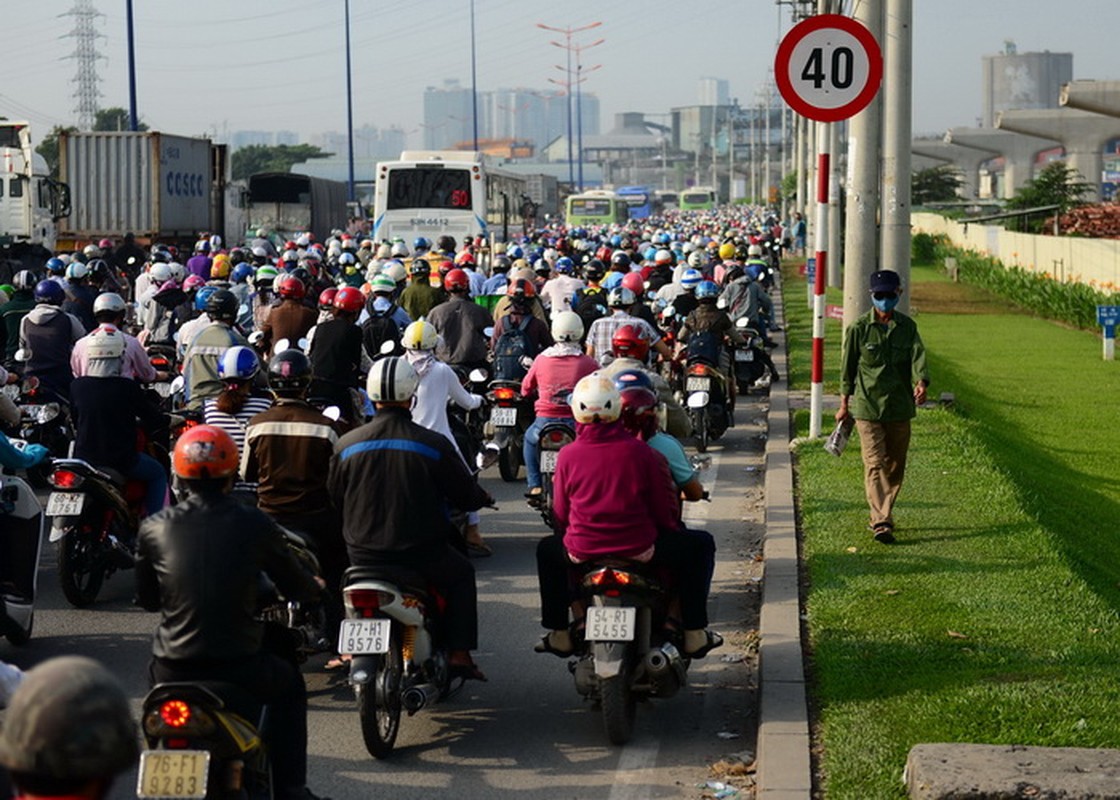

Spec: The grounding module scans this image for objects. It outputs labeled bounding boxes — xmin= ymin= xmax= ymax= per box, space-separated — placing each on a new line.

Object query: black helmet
xmin=205 ymin=288 xmax=239 ymax=321
xmin=268 ymin=349 xmax=313 ymax=397
xmin=436 ymin=235 xmax=456 ymax=253
xmin=583 ymin=259 xmax=606 ymax=282
xmin=410 ymin=258 xmax=431 ymax=277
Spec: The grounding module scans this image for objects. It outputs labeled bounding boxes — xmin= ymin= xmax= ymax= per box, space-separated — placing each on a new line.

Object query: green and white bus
xmin=678 ymin=186 xmax=717 ymax=211
xmin=564 ymin=190 xmax=629 ymax=228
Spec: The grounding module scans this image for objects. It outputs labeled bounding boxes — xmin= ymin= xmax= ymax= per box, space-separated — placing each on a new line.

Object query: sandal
xmin=448 ymin=661 xmax=488 ymax=682
xmin=534 ymin=630 xmax=574 ymax=657
xmin=324 ymin=654 xmax=352 ymax=671
xmin=466 ymin=541 xmax=493 ymax=558
xmin=683 ymin=629 xmax=724 ymax=659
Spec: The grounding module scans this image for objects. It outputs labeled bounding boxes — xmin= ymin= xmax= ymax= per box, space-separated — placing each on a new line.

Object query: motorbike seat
xmin=100 ymin=467 xmax=128 ymax=486
xmin=344 ymin=564 xmax=430 ymax=598
xmin=148 ymin=681 xmax=262 ymax=722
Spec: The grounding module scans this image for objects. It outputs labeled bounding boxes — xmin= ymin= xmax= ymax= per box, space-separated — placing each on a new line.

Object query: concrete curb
xmin=756 ymin=286 xmax=813 ymax=799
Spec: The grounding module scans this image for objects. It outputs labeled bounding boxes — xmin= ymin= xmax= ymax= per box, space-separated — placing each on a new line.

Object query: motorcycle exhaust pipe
xmin=401 ymin=682 xmax=439 ymax=714
xmin=645 ymin=643 xmax=687 ymax=696
xmin=108 ymin=535 xmax=135 ymax=569
xmin=645 ymin=643 xmax=682 ymax=676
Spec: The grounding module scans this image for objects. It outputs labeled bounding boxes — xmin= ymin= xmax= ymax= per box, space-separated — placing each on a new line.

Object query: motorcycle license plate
xmin=540 ymin=450 xmax=559 ymax=473
xmin=490 ymin=406 xmax=517 ymax=427
xmin=686 ymin=377 xmax=711 ymax=392
xmin=587 ymin=606 xmax=637 ymax=642
xmin=734 ymin=349 xmax=755 ymax=362
xmin=137 ymin=750 xmax=210 ymax=799
xmin=338 ymin=618 xmax=391 ymax=654
xmin=153 ymin=382 xmax=174 ymax=398
xmin=46 ymin=492 xmax=85 ymax=517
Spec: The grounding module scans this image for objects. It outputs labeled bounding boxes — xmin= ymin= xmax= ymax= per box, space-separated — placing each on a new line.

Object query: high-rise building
xmin=422 ymin=80 xmax=474 ymax=150
xmin=981 ymin=43 xmax=1072 ymax=127
xmin=699 ymin=77 xmax=730 ymax=108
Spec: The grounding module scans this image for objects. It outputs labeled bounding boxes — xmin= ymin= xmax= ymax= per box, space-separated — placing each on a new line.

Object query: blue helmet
xmin=34 ymin=280 xmax=65 ymax=305
xmin=696 ymin=280 xmax=720 ymax=300
xmin=217 ymin=345 xmax=260 ymax=382
xmin=611 ymin=368 xmax=655 ymax=394
xmin=602 ymin=271 xmax=624 ymax=290
xmin=555 ymin=256 xmax=574 ymax=274
xmin=507 ymin=244 xmax=525 ymax=260
xmin=45 ymin=257 xmax=66 ymax=275
xmin=194 ymin=285 xmax=219 ymax=311
xmin=412 ymin=236 xmax=430 ymax=251
xmin=231 ymin=263 xmax=254 ymax=284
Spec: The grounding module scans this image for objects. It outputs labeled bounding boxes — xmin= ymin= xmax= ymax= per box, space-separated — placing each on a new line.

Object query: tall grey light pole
xmin=126 ymin=0 xmax=138 ymax=131
xmin=880 ymin=0 xmax=913 ymax=308
xmin=470 ymin=0 xmax=479 ymax=150
xmin=537 ymin=21 xmax=602 ymax=188
xmin=344 ymin=0 xmax=355 ymax=202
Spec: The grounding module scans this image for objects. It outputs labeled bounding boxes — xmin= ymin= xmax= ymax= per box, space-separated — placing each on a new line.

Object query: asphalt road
xmin=1 ymin=391 xmax=769 ymax=800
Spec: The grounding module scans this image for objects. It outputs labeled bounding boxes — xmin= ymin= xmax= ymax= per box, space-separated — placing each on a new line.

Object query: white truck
xmin=0 ymin=122 xmax=70 ymax=270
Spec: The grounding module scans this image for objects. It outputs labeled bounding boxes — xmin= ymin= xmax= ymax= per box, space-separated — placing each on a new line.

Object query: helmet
xmin=533 ymin=258 xmax=551 ymax=276
xmin=680 ymin=268 xmax=703 ymax=290
xmin=583 ymin=259 xmax=605 ymax=282
xmin=338 ymin=251 xmax=357 ymax=267
xmin=555 ymin=256 xmax=574 ymax=274
xmin=612 ymin=367 xmax=655 ymax=393
xmin=334 ymin=286 xmax=364 ymax=314
xmin=366 ymin=356 xmax=419 ymax=403
xmin=13 ymin=270 xmax=37 ymax=291
xmin=747 ymin=244 xmax=763 ymax=257
xmin=172 ymin=424 xmax=239 ymax=480
xmin=687 ymin=250 xmax=705 ymax=268
xmin=444 ymin=268 xmax=470 ymax=292
xmin=696 ymin=280 xmax=720 ymax=300
xmin=93 ymin=292 xmax=127 ymax=317
xmin=719 ymin=242 xmax=737 ymax=260
xmin=619 ymin=385 xmax=660 ymax=439
xmin=570 ymin=373 xmax=622 ymax=424
xmin=551 ymin=310 xmax=584 ymax=343
xmin=370 ymin=274 xmax=396 ymax=294
xmin=454 ymin=250 xmax=475 ymax=266
xmin=655 ymin=249 xmax=673 ymax=266
xmin=254 ymin=265 xmax=278 ymax=287
xmin=436 ymin=259 xmax=454 ymax=277
xmin=280 ymin=249 xmax=299 ymax=266
xmin=98 ymin=238 xmax=113 ymax=250
xmin=436 ymin=235 xmax=456 ymax=253
xmin=295 ymin=233 xmax=311 ymax=248
xmin=34 ymin=280 xmax=64 ymax=305
xmin=217 ymin=345 xmax=260 ymax=383
xmin=268 ymin=349 xmax=312 ymax=396
xmin=401 ymin=320 xmax=438 ymax=351
xmin=209 ymin=234 xmax=223 ymax=252
xmin=231 ymin=263 xmax=254 ymax=284
xmin=168 ymin=262 xmax=186 ymax=282
xmin=250 ymin=245 xmax=269 ymax=260
xmin=607 ymin=286 xmax=636 ymax=308
xmin=0 ymin=656 xmax=138 ymax=781
xmin=148 ymin=263 xmax=172 ymax=284
xmin=506 ymin=277 xmax=536 ymax=299
xmin=194 ymin=285 xmax=219 ymax=311
xmin=205 ymin=288 xmax=239 ymax=321
xmin=318 ymin=287 xmax=339 ymax=309
xmin=182 ymin=274 xmax=206 ymax=292
xmin=413 ymin=236 xmax=430 ymax=251
xmin=621 ymin=271 xmax=645 ymax=295
xmin=410 ymin=259 xmax=430 ymax=277
xmin=491 ymin=255 xmax=512 ymax=273
xmin=83 ymin=243 xmax=102 ymax=259
xmin=65 ymin=261 xmax=90 ymax=280
xmin=507 ymin=244 xmax=525 ymax=260
xmin=210 ymin=255 xmax=231 ymax=279
xmin=611 ymin=323 xmax=650 ymax=361
xmin=277 ymin=274 xmax=306 ymax=300
xmin=384 ymin=262 xmax=407 ymax=283
xmin=45 ymin=257 xmax=65 ymax=275
xmin=610 ymin=251 xmax=631 ymax=270
xmin=390 ymin=242 xmax=409 ymax=258
xmin=289 ymin=267 xmax=312 ymax=288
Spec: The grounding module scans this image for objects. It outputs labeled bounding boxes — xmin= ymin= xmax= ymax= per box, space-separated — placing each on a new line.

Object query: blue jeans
xmin=125 ymin=452 xmax=168 ymax=518
xmin=523 ymin=416 xmax=574 ymax=490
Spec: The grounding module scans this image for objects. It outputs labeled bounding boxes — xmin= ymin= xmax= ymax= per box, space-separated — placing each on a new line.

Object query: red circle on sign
xmin=774 ymin=14 xmax=883 ymax=123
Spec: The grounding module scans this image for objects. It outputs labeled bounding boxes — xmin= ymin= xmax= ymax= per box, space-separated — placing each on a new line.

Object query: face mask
xmin=372 ymin=297 xmax=392 ymax=313
xmin=872 ymin=295 xmax=899 ymax=313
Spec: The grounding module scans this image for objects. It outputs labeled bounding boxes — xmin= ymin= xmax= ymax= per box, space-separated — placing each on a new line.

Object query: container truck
xmin=0 ymin=121 xmax=71 ymax=272
xmin=245 ymin=172 xmax=349 ymax=245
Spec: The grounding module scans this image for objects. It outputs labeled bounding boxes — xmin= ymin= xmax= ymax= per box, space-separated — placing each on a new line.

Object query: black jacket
xmin=328 ymin=406 xmax=489 ymax=564
xmin=135 ymin=491 xmax=320 ymax=661
xmin=70 ymin=376 xmax=165 ymax=472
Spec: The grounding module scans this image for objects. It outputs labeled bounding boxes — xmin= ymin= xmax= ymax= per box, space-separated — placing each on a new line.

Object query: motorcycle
xmin=681 ymin=332 xmax=731 ymax=453
xmin=256 ymin=525 xmax=332 ymax=661
xmin=338 ymin=565 xmax=459 ymax=759
xmin=146 ymin=344 xmax=180 ymax=411
xmin=486 ymin=378 xmax=532 ymax=482
xmin=138 ymin=682 xmax=271 ymax=800
xmin=732 ymin=318 xmax=771 ymax=394
xmin=5 ymin=374 xmax=71 ymax=484
xmin=568 ymin=559 xmax=690 ymax=745
xmin=536 ymin=420 xmax=575 ymax=530
xmin=45 ymin=456 xmax=143 ymax=607
xmin=0 ymin=440 xmax=46 ymax=645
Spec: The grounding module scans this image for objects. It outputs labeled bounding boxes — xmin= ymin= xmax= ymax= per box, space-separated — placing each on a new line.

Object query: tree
xmin=93 ymin=107 xmax=148 ymax=132
xmin=36 ymin=125 xmax=79 ymax=180
xmin=911 ymin=165 xmax=964 ymax=205
xmin=780 ymin=171 xmax=798 ymax=204
xmin=1004 ymin=161 xmax=1093 ymax=233
xmin=231 ymin=144 xmax=333 ymax=181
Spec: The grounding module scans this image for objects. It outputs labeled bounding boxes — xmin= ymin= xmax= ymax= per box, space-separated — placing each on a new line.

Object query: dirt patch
xmin=911 ymin=279 xmax=1005 ymax=315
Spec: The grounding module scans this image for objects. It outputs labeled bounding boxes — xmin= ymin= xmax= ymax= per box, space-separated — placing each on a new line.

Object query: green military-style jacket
xmin=839 ymin=309 xmax=929 ymax=421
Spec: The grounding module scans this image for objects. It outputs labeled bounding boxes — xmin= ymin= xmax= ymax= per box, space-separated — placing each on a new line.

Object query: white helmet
xmin=82 ymin=243 xmax=102 ymax=258
xmin=570 ymin=373 xmax=621 ymax=424
xmin=401 ymin=320 xmax=438 ymax=351
xmin=551 ymin=311 xmax=584 ymax=344
xmin=209 ymin=234 xmax=223 ymax=252
xmin=366 ymin=356 xmax=419 ymax=403
xmin=687 ymin=250 xmax=704 ymax=268
xmin=65 ymin=262 xmax=89 ymax=280
xmin=296 ymin=233 xmax=312 ymax=248
xmin=747 ymin=244 xmax=763 ymax=257
xmin=390 ymin=242 xmax=409 ymax=258
xmin=168 ymin=262 xmax=186 ymax=281
xmin=384 ymin=262 xmax=407 ymax=284
xmin=149 ymin=263 xmax=172 ymax=284
xmin=93 ymin=292 xmax=127 ymax=316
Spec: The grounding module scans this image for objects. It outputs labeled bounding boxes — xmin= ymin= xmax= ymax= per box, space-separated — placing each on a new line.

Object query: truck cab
xmin=0 ymin=122 xmax=70 ymax=263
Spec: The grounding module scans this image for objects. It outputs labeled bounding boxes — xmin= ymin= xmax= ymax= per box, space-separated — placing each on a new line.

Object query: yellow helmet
xmin=210 ymin=253 xmax=231 ymax=279
xmin=401 ymin=320 xmax=438 ymax=351
xmin=718 ymin=242 xmax=736 ymax=261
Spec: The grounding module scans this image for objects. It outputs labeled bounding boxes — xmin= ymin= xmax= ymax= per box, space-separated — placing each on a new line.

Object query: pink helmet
xmin=182 ymin=274 xmax=206 ymax=291
xmin=621 ymin=271 xmax=645 ymax=296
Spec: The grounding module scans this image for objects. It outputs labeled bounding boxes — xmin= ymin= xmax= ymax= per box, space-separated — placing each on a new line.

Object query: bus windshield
xmin=569 ymin=198 xmax=613 ymax=217
xmin=386 ymin=167 xmax=472 ymax=211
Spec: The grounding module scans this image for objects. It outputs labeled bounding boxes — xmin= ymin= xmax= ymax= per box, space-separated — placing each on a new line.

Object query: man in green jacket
xmin=836 ymin=270 xmax=930 ymax=544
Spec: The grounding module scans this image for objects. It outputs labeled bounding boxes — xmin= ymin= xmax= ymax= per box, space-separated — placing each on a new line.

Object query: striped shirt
xmin=202 ymin=395 xmax=275 ymax=492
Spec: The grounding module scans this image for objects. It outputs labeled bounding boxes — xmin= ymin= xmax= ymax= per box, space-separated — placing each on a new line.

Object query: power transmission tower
xmin=61 ymin=0 xmax=106 ymax=130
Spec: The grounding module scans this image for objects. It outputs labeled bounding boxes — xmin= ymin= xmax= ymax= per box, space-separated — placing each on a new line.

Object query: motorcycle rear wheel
xmin=57 ymin=531 xmax=107 ymax=608
xmin=498 ymin=444 xmax=521 ymax=482
xmin=600 ymin=672 xmax=637 ymax=745
xmin=693 ymin=410 xmax=708 ymax=453
xmin=358 ymin=630 xmax=403 ymax=759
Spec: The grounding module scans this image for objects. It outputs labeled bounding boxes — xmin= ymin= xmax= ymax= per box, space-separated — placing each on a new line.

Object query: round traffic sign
xmin=774 ymin=14 xmax=883 ymax=123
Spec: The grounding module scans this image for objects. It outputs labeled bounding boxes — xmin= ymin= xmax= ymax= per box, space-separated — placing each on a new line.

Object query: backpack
xmin=492 ymin=314 xmax=535 ymax=381
xmin=686 ymin=328 xmax=723 ymax=367
xmin=572 ymin=286 xmax=608 ymax=333
xmin=361 ymin=304 xmax=404 ymax=360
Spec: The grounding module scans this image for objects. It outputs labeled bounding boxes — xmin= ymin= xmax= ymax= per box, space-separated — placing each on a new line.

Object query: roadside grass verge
xmin=783 ymin=259 xmax=1120 ymax=798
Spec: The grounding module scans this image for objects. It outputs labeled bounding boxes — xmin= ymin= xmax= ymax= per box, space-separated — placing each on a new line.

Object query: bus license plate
xmin=587 ymin=607 xmax=636 ymax=642
xmin=338 ymin=618 xmax=391 ymax=654
xmin=46 ymin=492 xmax=85 ymax=517
xmin=734 ymin=349 xmax=754 ymax=362
xmin=686 ymin=377 xmax=710 ymax=392
xmin=137 ymin=750 xmax=210 ymax=799
xmin=540 ymin=450 xmax=558 ymax=473
xmin=490 ymin=406 xmax=517 ymax=427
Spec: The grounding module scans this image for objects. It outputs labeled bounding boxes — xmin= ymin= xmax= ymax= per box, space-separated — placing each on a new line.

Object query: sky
xmin=4 ymin=0 xmax=1119 ymax=147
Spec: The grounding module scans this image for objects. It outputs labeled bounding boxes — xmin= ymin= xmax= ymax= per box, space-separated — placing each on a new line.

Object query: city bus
xmin=564 ymin=190 xmax=629 ymax=228
xmin=656 ymin=190 xmax=679 ymax=210
xmin=678 ymin=186 xmax=717 ymax=211
xmin=616 ymin=185 xmax=654 ymax=220
xmin=372 ymin=150 xmax=526 ymax=245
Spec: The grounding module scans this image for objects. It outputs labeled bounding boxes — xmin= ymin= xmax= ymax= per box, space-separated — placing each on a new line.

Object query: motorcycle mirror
xmin=690 ymin=453 xmax=712 ymax=471
xmin=239 ymin=303 xmax=250 ymax=316
xmin=468 ymin=368 xmax=487 ymax=383
xmin=248 ymin=330 xmax=265 ymax=346
xmin=483 ymin=326 xmax=494 ymax=338
xmin=736 ymin=317 xmax=749 ymax=329
xmin=476 ymin=443 xmax=501 ymax=471
xmin=13 ymin=348 xmax=30 ymax=363
xmin=274 ymin=337 xmax=291 ymax=353
xmin=379 ymin=338 xmax=396 ymax=355
xmin=716 ymin=298 xmax=728 ymax=310
xmin=322 ymin=406 xmax=341 ymax=422
xmin=170 ymin=375 xmax=185 ymax=393
xmin=297 ymin=337 xmax=310 ymax=352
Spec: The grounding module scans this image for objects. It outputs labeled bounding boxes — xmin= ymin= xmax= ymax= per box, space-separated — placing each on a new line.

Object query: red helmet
xmin=619 ymin=386 xmax=659 ymax=440
xmin=333 ymin=286 xmax=364 ymax=314
xmin=173 ymin=425 xmax=239 ymax=480
xmin=596 ymin=244 xmax=613 ymax=263
xmin=506 ymin=277 xmax=536 ymax=299
xmin=611 ymin=323 xmax=650 ymax=361
xmin=277 ymin=274 xmax=306 ymax=300
xmin=437 ymin=259 xmax=454 ymax=277
xmin=621 ymin=271 xmax=645 ymax=296
xmin=283 ymin=240 xmax=298 ymax=252
xmin=444 ymin=268 xmax=470 ymax=292
xmin=318 ymin=287 xmax=339 ymax=309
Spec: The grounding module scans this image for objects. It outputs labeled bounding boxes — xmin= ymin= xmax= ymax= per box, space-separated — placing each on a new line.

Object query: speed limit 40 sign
xmin=775 ymin=14 xmax=883 ymax=122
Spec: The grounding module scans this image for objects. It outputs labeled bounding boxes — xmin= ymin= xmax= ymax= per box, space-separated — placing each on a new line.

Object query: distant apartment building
xmin=982 ymin=43 xmax=1072 ymax=127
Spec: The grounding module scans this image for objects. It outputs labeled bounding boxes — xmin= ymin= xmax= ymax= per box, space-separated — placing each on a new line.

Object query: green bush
xmin=911 ymin=232 xmax=942 ymax=262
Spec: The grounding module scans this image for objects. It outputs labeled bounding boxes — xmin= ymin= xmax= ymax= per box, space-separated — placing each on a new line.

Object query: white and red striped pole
xmin=809 ymin=122 xmax=830 ymax=438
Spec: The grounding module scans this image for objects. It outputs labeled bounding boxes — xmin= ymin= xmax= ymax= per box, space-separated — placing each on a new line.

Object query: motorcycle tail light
xmin=346 ymin=589 xmax=395 ymax=618
xmin=49 ymin=469 xmax=84 ymax=490
xmin=546 ymin=430 xmax=570 ymax=444
xmin=150 ymin=356 xmax=170 ymax=369
xmin=493 ymin=386 xmax=516 ymax=402
xmin=688 ymin=364 xmax=709 ymax=376
xmin=588 ymin=569 xmax=633 ymax=588
xmin=160 ymin=700 xmax=191 ymax=728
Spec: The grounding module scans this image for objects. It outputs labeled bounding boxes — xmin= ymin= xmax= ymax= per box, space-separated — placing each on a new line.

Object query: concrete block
xmin=759 ymin=678 xmax=808 ymax=731
xmin=905 ymin=743 xmax=1120 ymax=799
xmin=757 ymin=728 xmax=812 ymax=790
xmin=759 ymin=635 xmax=805 ymax=683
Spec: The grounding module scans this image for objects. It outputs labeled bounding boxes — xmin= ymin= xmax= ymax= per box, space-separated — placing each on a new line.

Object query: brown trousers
xmin=855 ymin=419 xmax=911 ymax=528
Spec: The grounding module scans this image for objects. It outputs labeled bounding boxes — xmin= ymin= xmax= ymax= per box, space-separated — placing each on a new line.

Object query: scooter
xmin=8 ymin=374 xmax=71 ymax=484
xmin=536 ymin=420 xmax=575 ymax=531
xmin=681 ymin=332 xmax=731 ymax=453
xmin=732 ymin=318 xmax=771 ymax=394
xmin=0 ymin=440 xmax=46 ymax=645
xmin=486 ymin=378 xmax=532 ymax=482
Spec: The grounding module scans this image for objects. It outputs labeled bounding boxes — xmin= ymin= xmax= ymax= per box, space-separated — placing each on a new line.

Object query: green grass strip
xmin=783 ymin=260 xmax=1120 ymax=798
